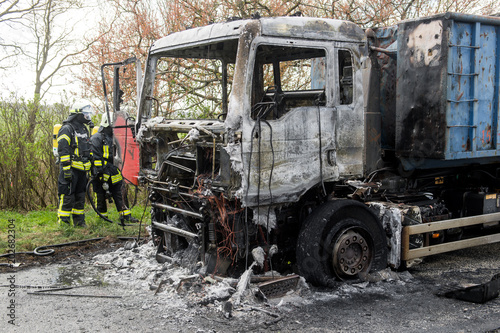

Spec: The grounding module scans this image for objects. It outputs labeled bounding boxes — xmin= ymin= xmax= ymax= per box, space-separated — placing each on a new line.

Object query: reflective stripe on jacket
xmin=90 ymin=129 xmax=122 ymax=181
xmin=57 ymin=119 xmax=92 ymax=171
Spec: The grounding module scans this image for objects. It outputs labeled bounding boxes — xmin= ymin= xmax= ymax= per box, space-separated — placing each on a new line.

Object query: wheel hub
xmin=332 ymin=229 xmax=371 ymax=278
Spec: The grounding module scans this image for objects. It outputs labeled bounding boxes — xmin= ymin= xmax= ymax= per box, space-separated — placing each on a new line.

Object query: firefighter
xmin=90 ymin=112 xmax=133 ymax=224
xmin=57 ymin=101 xmax=93 ymax=227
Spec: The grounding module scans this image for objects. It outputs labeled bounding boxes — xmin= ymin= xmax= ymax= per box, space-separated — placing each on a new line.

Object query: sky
xmin=0 ymin=1 xmax=101 ymax=105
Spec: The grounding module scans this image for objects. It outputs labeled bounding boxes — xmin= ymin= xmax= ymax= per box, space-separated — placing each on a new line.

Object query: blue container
xmin=392 ymin=13 xmax=500 ymax=170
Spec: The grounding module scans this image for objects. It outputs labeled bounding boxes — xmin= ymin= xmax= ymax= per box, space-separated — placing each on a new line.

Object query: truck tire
xmin=296 ymin=200 xmax=387 ymax=286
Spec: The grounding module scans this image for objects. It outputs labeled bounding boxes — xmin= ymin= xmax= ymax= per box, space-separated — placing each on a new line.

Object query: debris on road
xmin=92 ymin=241 xmax=309 ymax=315
xmin=258 ymin=275 xmax=300 ymax=298
xmin=2 ymin=241 xmax=500 ymax=332
xmin=441 ymin=273 xmax=500 ymax=304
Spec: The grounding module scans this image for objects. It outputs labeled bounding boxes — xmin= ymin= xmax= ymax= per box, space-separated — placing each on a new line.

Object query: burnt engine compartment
xmin=140 ymin=120 xmax=326 ymax=276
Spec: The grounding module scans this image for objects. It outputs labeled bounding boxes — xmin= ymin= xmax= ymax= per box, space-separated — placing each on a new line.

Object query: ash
xmin=91 ymin=240 xmax=419 ymax=325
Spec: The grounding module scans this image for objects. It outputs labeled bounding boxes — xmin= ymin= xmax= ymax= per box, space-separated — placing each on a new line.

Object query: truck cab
xmin=133 ymin=14 xmax=500 ymax=285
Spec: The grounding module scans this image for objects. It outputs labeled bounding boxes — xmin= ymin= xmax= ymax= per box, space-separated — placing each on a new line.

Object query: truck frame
xmin=126 ymin=12 xmax=500 ymax=286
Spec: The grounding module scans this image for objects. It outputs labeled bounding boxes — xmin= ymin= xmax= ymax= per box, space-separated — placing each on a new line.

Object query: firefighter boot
xmin=58 ymin=216 xmax=71 ymax=226
xmin=74 ymin=218 xmax=87 ymax=228
xmin=119 ymin=215 xmax=129 ymax=226
xmin=72 ymin=208 xmax=86 ymax=227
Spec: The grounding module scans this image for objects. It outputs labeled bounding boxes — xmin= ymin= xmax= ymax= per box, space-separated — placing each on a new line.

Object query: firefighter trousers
xmin=92 ymin=178 xmax=131 ymax=221
xmin=57 ymin=168 xmax=88 ymax=226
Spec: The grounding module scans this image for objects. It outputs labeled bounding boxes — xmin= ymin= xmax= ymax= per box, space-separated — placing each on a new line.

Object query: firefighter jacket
xmin=57 ymin=116 xmax=92 ymax=172
xmin=90 ymin=128 xmax=123 ymax=184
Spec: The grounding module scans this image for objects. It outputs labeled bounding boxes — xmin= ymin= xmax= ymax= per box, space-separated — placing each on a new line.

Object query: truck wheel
xmin=296 ymin=200 xmax=387 ymax=286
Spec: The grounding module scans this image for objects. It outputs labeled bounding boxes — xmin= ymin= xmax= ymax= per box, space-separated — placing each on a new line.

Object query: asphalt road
xmin=1 ymin=241 xmax=500 ymax=332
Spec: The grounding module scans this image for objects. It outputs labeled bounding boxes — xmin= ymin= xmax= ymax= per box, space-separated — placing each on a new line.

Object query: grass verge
xmin=0 ymin=205 xmax=150 ymax=256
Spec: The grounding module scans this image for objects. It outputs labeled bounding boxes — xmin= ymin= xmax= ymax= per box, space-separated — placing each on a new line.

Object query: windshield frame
xmin=138 ymin=37 xmax=240 ymax=122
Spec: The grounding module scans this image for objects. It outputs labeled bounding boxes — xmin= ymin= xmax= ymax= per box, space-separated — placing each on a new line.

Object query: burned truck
xmin=132 ymin=13 xmax=500 ymax=286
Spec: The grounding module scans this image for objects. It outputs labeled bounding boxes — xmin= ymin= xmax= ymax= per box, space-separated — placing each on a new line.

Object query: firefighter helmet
xmin=100 ymin=112 xmax=114 ymax=128
xmin=70 ymin=100 xmax=93 ymax=121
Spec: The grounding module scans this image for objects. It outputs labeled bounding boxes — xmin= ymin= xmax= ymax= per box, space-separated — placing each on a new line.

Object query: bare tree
xmin=32 ymin=1 xmax=121 ymax=102
xmin=0 ymin=0 xmax=43 ymax=23
xmin=303 ymin=0 xmax=500 ymax=27
xmin=0 ymin=0 xmax=43 ymax=69
xmin=21 ymin=0 xmax=96 ymax=100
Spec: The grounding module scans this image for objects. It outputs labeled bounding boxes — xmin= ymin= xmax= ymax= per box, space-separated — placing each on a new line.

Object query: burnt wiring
xmin=208 ymin=194 xmax=244 ymax=265
xmin=135 ymin=186 xmax=151 ymax=242
xmin=316 ymin=93 xmax=327 ymax=196
xmin=245 ymin=100 xmax=276 ymax=271
xmin=260 ymin=118 xmax=275 ymax=274
xmin=171 ymin=172 xmax=245 ymax=272
xmin=363 ymin=167 xmax=396 ymax=183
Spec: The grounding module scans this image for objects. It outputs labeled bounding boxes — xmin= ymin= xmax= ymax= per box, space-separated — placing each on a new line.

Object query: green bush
xmin=0 ymin=98 xmax=66 ymax=210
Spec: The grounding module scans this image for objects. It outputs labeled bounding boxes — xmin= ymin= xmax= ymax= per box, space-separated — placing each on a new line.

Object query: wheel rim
xmin=331 ymin=228 xmax=372 ymax=279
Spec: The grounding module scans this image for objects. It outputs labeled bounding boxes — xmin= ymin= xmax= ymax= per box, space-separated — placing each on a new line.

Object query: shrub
xmin=0 ymin=98 xmax=66 ymax=210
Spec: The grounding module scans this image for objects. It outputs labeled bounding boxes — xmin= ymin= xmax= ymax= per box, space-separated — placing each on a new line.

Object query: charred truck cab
xmin=134 ymin=13 xmax=500 ymax=286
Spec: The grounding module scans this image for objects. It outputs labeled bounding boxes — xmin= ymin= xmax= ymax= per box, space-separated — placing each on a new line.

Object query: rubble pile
xmin=91 ymin=240 xmax=417 ymax=326
xmin=91 ymin=241 xmax=314 ymax=319
xmin=93 ymin=241 xmax=169 ymax=290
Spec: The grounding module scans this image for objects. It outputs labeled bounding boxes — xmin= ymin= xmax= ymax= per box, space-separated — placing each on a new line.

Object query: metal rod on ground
xmin=31 ymin=285 xmax=93 ymax=293
xmin=0 ymin=284 xmax=92 ymax=290
xmin=245 ymin=306 xmax=280 ymax=318
xmin=28 ymin=291 xmax=122 ymax=298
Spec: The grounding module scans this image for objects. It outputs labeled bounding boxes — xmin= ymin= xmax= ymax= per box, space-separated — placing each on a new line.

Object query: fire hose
xmin=0 ymin=237 xmax=146 ymax=265
xmin=0 ymin=238 xmax=105 ymax=258
xmin=85 ymin=174 xmax=135 ymax=228
xmin=86 ymin=173 xmax=149 ymax=241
